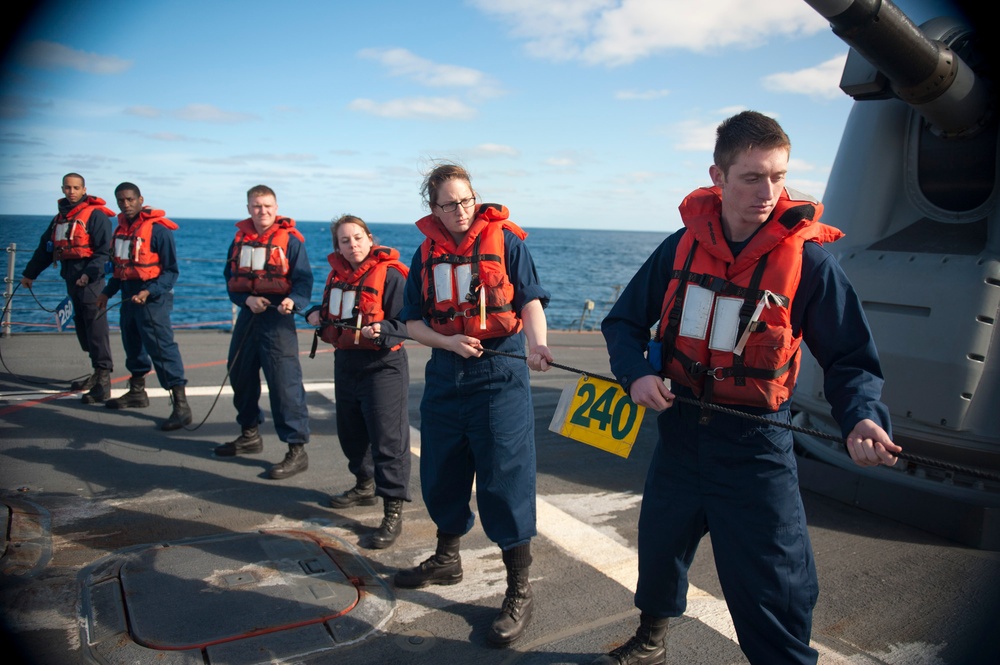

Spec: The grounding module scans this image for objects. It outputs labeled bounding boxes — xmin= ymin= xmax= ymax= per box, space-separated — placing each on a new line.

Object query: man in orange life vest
xmin=220 ymin=185 xmax=313 ymax=479
xmin=21 ymin=173 xmax=114 ymax=403
xmin=598 ymin=112 xmax=902 ymax=665
xmin=97 ymin=182 xmax=191 ymax=431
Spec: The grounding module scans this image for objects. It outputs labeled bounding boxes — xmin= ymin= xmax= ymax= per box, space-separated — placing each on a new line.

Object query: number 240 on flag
xmin=549 ymin=375 xmax=646 ymax=458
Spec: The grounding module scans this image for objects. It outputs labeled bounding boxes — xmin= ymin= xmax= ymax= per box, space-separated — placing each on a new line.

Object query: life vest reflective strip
xmin=319 ymin=246 xmax=408 ymax=351
xmin=226 ymin=218 xmax=303 ymax=296
xmin=50 ymin=197 xmax=114 ymax=262
xmin=655 ymin=186 xmax=842 ymax=411
xmin=416 ymin=204 xmax=523 ymax=340
xmin=111 ymin=208 xmax=177 ymax=281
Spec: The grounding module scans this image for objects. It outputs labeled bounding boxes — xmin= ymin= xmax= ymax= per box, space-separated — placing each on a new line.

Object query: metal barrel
xmin=803 ymin=0 xmax=991 ymax=137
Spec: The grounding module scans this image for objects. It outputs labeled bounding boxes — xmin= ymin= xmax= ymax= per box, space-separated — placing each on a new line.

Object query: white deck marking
xmin=409 ymin=428 xmax=914 ymax=663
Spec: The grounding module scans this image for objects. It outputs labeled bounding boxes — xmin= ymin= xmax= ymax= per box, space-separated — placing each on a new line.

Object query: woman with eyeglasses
xmin=306 ymin=215 xmax=411 ymax=549
xmin=394 ymin=162 xmax=554 ymax=647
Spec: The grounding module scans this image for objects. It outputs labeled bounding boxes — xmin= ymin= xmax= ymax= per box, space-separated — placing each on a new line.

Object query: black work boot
xmin=71 ymin=371 xmax=99 ymax=392
xmin=81 ymin=369 xmax=111 ymax=404
xmin=329 ymin=478 xmax=377 ymax=508
xmin=394 ymin=531 xmax=463 ymax=588
xmin=214 ymin=426 xmax=264 ymax=456
xmin=105 ymin=375 xmax=149 ymax=409
xmin=269 ymin=444 xmax=308 ymax=479
xmin=161 ymin=385 xmax=192 ymax=431
xmin=591 ymin=614 xmax=669 ymax=665
xmin=488 ymin=543 xmax=534 ymax=646
xmin=368 ymin=498 xmax=404 ymax=549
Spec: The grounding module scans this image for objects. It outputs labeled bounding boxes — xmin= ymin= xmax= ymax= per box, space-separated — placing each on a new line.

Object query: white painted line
xmin=1 ymin=381 xmax=337 ymax=401
xmin=410 ymin=428 xmax=873 ymax=663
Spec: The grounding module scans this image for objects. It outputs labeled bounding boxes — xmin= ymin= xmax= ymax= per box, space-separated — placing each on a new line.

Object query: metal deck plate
xmin=79 ymin=527 xmax=394 ymax=664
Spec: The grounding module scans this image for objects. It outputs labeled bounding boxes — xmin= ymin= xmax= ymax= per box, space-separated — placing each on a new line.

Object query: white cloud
xmin=545 ymin=156 xmax=577 ymax=168
xmin=173 ymin=104 xmax=257 ymax=123
xmin=762 ymin=54 xmax=848 ymax=100
xmin=615 ymin=89 xmax=670 ymax=101
xmin=17 ymin=40 xmax=131 ymax=75
xmin=348 ymin=97 xmax=477 ymax=120
xmin=471 ymin=0 xmax=828 ymax=66
xmin=126 ymin=104 xmax=256 ymax=123
xmin=672 ymin=119 xmax=720 ymax=153
xmin=359 ymin=47 xmax=492 ymax=88
xmin=471 ymin=143 xmax=521 ymax=158
xmin=126 ymin=106 xmax=161 ymax=118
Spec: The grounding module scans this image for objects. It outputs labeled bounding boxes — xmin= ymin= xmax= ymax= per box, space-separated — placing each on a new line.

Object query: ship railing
xmin=2 ymin=243 xmax=238 ymax=337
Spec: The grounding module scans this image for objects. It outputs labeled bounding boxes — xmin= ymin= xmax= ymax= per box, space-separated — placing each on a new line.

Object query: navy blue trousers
xmin=635 ymin=398 xmax=818 ymax=665
xmin=333 ymin=346 xmax=411 ymax=500
xmin=419 ymin=336 xmax=536 ymax=550
xmin=68 ymin=277 xmax=112 ymax=371
xmin=119 ymin=291 xmax=186 ymax=389
xmin=228 ymin=308 xmax=309 ymax=445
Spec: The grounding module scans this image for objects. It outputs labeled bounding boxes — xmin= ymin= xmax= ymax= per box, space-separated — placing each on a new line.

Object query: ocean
xmin=0 ymin=214 xmax=670 ymax=333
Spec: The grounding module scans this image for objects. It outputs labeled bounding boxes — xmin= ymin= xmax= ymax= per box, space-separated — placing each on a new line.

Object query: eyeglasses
xmin=435 ymin=196 xmax=476 ymax=213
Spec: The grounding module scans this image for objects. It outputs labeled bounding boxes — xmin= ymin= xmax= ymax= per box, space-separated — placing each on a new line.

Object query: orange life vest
xmin=111 ymin=208 xmax=178 ymax=281
xmin=50 ymin=196 xmax=115 ymax=262
xmin=655 ymin=186 xmax=843 ymax=411
xmin=417 ymin=204 xmax=523 ymax=339
xmin=226 ymin=217 xmax=305 ymax=296
xmin=319 ymin=246 xmax=408 ymax=351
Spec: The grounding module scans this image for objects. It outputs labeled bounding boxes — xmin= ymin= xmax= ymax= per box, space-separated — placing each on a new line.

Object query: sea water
xmin=0 ymin=215 xmax=670 ymax=333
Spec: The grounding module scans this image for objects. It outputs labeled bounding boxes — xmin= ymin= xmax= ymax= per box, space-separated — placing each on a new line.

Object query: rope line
xmin=322 ymin=321 xmax=1000 ymax=483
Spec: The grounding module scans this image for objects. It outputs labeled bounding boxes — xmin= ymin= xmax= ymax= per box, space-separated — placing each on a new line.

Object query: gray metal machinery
xmin=794 ymin=0 xmax=999 ymax=548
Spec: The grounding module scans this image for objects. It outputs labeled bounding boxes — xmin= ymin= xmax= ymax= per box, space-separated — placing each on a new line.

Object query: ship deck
xmin=1 ymin=329 xmax=998 ymax=665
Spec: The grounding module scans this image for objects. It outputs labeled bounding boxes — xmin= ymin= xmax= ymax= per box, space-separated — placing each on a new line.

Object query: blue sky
xmin=0 ymin=0 xmax=963 ymax=230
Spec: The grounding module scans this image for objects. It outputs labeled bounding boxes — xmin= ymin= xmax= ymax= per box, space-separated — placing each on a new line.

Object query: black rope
xmin=1 ymin=282 xmax=102 ymax=386
xmin=319 ymin=321 xmax=1000 ymax=483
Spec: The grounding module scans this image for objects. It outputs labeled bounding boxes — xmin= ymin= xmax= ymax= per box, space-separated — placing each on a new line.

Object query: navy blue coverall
xmin=103 ymin=222 xmax=186 ymax=389
xmin=23 ymin=199 xmax=113 ymax=372
xmin=602 ymin=228 xmax=891 ymax=665
xmin=400 ymin=229 xmax=550 ymax=550
xmin=328 ymin=267 xmax=411 ymax=500
xmin=225 ymin=234 xmax=312 ymax=445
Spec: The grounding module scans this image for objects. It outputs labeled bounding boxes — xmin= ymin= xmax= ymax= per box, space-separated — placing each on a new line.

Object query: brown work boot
xmin=368 ymin=498 xmax=403 ymax=549
xmin=268 ymin=444 xmax=308 ymax=479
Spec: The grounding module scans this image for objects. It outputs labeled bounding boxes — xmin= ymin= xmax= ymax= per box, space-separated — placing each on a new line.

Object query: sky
xmin=0 ymin=0 xmax=969 ymax=231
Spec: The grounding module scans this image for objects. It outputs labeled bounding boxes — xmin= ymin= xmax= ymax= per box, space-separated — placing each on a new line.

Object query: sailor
xmin=98 ymin=182 xmax=191 ymax=431
xmin=307 ymin=215 xmax=411 ymax=548
xmin=598 ymin=111 xmax=902 ymax=665
xmin=394 ymin=163 xmax=553 ymax=646
xmin=21 ymin=173 xmax=114 ymax=402
xmin=218 ymin=185 xmax=313 ymax=480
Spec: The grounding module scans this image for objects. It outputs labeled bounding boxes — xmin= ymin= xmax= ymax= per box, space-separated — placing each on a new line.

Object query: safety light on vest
xmin=478 ymin=284 xmax=486 ymax=329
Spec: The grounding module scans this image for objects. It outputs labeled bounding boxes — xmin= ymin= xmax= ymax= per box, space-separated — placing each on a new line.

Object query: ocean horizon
xmin=1 ymin=214 xmax=671 ymax=334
